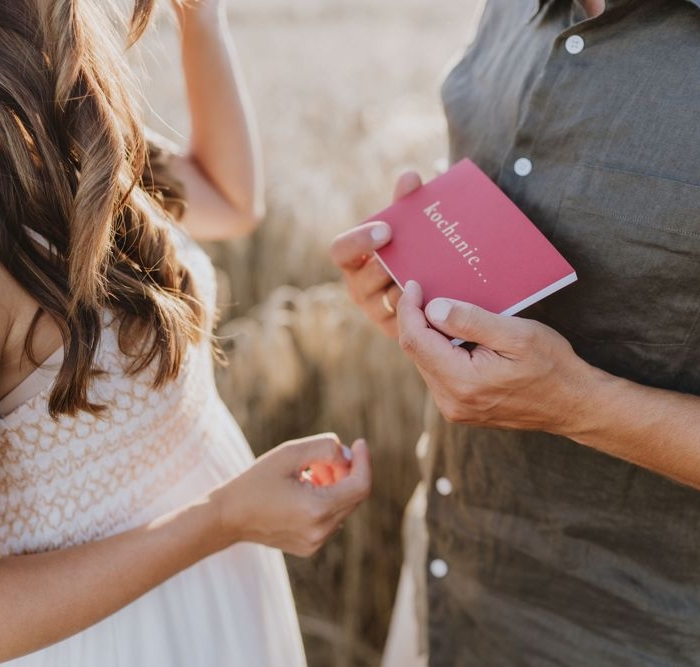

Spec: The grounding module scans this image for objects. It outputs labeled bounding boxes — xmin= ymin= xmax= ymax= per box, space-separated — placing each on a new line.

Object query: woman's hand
xmin=0 ymin=433 xmax=369 ymax=659
xmin=213 ymin=434 xmax=372 ymax=557
xmin=396 ymin=280 xmax=597 ymax=434
xmin=330 ymin=172 xmax=423 ymax=338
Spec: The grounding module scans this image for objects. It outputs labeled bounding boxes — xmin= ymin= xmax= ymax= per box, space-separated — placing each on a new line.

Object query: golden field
xmin=137 ymin=2 xmax=480 ymax=664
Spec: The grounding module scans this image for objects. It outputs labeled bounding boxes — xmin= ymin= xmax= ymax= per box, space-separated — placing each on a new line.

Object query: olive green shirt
xmin=419 ymin=1 xmax=700 ymax=665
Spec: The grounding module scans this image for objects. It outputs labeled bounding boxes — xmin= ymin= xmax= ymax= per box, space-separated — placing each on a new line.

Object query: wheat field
xmin=137 ymin=2 xmax=480 ymax=664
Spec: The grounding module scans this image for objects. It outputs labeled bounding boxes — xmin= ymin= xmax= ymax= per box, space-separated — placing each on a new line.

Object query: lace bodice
xmin=0 ymin=227 xmax=227 ymax=556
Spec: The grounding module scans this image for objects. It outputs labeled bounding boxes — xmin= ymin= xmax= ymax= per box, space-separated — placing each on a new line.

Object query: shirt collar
xmin=530 ymin=0 xmax=700 ymax=19
xmin=528 ymin=0 xmax=545 ymax=19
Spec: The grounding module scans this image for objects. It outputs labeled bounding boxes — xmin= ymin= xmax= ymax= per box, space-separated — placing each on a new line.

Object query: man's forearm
xmin=396 ymin=284 xmax=700 ymax=491
xmin=566 ymin=367 xmax=700 ymax=490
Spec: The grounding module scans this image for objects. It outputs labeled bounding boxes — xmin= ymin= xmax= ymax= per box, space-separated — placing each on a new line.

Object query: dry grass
xmin=136 ymin=2 xmax=480 ymax=664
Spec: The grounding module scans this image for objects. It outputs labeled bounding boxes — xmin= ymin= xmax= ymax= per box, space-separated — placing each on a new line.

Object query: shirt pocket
xmin=544 ymin=163 xmax=700 ymax=346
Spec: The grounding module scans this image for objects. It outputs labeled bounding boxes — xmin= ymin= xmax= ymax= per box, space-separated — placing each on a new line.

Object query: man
xmin=331 ymin=1 xmax=700 ymax=665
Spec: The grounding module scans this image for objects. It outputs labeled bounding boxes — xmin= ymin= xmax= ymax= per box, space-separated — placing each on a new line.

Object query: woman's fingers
xmin=287 ymin=439 xmax=371 ymax=556
xmin=323 ymin=439 xmax=372 ymax=508
xmin=286 ymin=433 xmax=348 ymax=470
xmin=216 ymin=434 xmax=370 ymax=557
xmin=302 ymin=463 xmax=333 ymax=487
xmin=285 ymin=432 xmax=355 ymax=487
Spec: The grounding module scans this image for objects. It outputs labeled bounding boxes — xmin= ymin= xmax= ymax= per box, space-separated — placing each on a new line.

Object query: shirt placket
xmin=495 ymin=13 xmax=604 ymax=224
xmin=426 ymin=2 xmax=611 ymax=596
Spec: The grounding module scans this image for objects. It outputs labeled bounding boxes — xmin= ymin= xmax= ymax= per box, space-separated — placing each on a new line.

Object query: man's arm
xmin=572 ymin=372 xmax=700 ymax=489
xmin=329 ymin=172 xmax=700 ymax=488
xmin=396 ymin=281 xmax=700 ymax=491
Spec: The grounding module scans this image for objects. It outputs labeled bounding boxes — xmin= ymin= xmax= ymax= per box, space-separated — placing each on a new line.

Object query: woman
xmin=0 ymin=0 xmax=371 ymax=664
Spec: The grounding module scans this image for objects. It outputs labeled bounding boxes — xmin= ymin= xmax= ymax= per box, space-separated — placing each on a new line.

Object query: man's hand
xmin=396 ymin=280 xmax=598 ymax=434
xmin=330 ymin=172 xmax=422 ymax=338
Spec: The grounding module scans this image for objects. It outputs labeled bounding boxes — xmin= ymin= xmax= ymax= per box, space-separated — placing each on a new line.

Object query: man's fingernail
xmin=404 ymin=280 xmax=419 ymax=296
xmin=370 ymin=224 xmax=390 ymax=243
xmin=342 ymin=445 xmax=354 ymax=461
xmin=426 ymin=299 xmax=452 ymax=323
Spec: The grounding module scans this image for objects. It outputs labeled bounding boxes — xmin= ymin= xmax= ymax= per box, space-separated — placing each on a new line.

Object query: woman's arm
xmin=169 ymin=0 xmax=264 ymax=241
xmin=0 ymin=493 xmax=219 ymax=660
xmin=0 ymin=435 xmax=371 ymax=660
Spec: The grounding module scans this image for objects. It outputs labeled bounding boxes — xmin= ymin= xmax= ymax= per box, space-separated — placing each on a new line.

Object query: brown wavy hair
xmin=0 ymin=0 xmax=204 ymax=416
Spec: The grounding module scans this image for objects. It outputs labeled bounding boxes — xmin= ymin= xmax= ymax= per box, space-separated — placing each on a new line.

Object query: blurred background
xmin=137 ymin=1 xmax=480 ymax=664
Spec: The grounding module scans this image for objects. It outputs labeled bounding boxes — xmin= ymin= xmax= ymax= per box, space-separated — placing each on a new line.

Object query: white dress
xmin=0 ymin=227 xmax=307 ymax=666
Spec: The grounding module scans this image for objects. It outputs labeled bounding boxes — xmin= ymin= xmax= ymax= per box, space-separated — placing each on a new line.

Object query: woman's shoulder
xmin=0 ymin=263 xmax=63 ymax=397
xmin=0 ymin=262 xmax=18 ymax=340
xmin=0 ymin=263 xmax=20 ymax=392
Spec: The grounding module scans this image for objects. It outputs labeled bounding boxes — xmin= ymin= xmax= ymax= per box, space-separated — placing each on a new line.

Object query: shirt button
xmin=430 ymin=558 xmax=449 ymax=579
xmin=514 ymin=157 xmax=533 ymax=177
xmin=435 ymin=477 xmax=453 ymax=496
xmin=565 ymin=35 xmax=585 ymax=55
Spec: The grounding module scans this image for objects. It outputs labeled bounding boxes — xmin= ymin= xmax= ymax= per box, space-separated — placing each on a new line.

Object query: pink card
xmin=369 ymin=159 xmax=576 ymax=324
